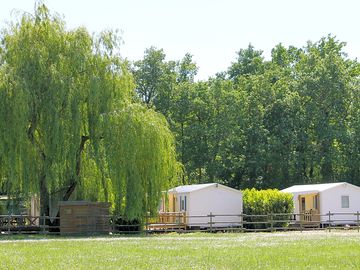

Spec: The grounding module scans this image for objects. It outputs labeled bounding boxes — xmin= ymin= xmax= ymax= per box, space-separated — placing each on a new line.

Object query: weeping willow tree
xmin=0 ymin=3 xmax=178 ymax=221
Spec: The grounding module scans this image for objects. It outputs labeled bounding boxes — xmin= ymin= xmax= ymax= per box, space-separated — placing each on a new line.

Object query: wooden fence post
xmin=328 ymin=211 xmax=331 ymax=232
xmin=41 ymin=215 xmax=44 ymax=234
xmin=209 ymin=212 xmax=213 ymax=233
xmin=240 ymin=213 xmax=244 ymax=233
xmin=269 ymin=213 xmax=274 ymax=232
xmin=357 ymin=211 xmax=359 ymax=233
xmin=177 ymin=213 xmax=181 ymax=233
xmin=7 ymin=214 xmax=11 ymax=234
xmin=183 ymin=212 xmax=187 ymax=233
xmin=145 ymin=213 xmax=149 ymax=236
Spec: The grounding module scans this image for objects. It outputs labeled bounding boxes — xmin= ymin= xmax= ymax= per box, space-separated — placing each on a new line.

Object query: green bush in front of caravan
xmin=243 ymin=188 xmax=293 ymax=229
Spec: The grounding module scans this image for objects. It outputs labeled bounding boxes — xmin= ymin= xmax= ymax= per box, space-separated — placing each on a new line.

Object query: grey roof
xmin=281 ymin=182 xmax=349 ymax=194
xmin=168 ymin=183 xmax=216 ymax=193
xmin=167 ymin=183 xmax=242 ymax=194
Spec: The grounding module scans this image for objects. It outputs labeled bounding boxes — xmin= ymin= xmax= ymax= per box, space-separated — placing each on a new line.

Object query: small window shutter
xmin=184 ymin=196 xmax=187 ymax=211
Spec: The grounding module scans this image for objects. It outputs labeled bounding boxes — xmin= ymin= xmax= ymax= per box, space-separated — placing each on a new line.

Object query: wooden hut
xmin=59 ymin=201 xmax=110 ymax=234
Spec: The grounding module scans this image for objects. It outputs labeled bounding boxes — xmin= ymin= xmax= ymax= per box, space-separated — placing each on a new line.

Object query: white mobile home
xmin=160 ymin=183 xmax=243 ymax=228
xmin=281 ymin=182 xmax=360 ymax=224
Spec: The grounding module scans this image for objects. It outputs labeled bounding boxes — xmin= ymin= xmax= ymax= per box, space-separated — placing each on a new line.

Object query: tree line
xmin=132 ymin=38 xmax=360 ymax=190
xmin=1 ymin=3 xmax=359 ymax=220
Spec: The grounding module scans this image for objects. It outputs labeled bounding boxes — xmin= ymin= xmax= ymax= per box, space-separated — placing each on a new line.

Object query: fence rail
xmin=1 ymin=211 xmax=360 ymax=235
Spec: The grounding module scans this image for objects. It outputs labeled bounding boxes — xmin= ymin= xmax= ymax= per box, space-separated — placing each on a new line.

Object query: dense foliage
xmin=132 ymin=38 xmax=360 ymax=189
xmin=243 ymin=188 xmax=294 ymax=229
xmin=0 ymin=4 xmax=178 ymax=220
xmin=1 ymin=2 xmax=360 ymax=223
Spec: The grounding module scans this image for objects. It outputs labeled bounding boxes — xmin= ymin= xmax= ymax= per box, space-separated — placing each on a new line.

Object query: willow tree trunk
xmin=39 ymin=174 xmax=50 ymax=219
xmin=47 ymin=135 xmax=89 ymax=229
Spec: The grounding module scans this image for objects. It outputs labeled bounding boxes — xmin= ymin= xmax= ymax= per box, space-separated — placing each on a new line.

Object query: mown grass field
xmin=1 ymin=231 xmax=360 ymax=269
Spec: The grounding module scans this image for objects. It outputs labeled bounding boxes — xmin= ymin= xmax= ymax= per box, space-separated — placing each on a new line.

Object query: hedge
xmin=243 ymin=188 xmax=294 ymax=229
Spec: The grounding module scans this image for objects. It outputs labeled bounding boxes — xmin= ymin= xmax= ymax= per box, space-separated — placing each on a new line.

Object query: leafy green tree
xmin=132 ymin=51 xmax=199 ymax=183
xmin=345 ymin=69 xmax=360 ymax=185
xmin=132 ymin=47 xmax=177 ymax=114
xmin=228 ymin=44 xmax=265 ymax=83
xmin=296 ymin=36 xmax=356 ymax=182
xmin=132 ymin=47 xmax=167 ymax=105
xmin=0 ymin=4 xmax=177 ymax=221
xmin=176 ymin=53 xmax=198 ymax=83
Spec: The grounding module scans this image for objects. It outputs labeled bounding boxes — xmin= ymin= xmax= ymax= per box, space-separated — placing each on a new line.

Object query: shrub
xmin=111 ymin=217 xmax=142 ymax=233
xmin=243 ymin=188 xmax=294 ymax=229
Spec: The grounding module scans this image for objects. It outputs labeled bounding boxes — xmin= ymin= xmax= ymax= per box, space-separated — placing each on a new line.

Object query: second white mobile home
xmin=281 ymin=182 xmax=360 ymax=224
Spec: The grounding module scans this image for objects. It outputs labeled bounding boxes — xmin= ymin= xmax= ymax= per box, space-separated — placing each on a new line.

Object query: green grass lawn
xmin=1 ymin=231 xmax=360 ymax=269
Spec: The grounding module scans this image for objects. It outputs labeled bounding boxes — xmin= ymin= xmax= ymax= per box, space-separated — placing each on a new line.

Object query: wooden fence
xmin=1 ymin=211 xmax=360 ymax=235
xmin=0 ymin=215 xmax=59 ymax=234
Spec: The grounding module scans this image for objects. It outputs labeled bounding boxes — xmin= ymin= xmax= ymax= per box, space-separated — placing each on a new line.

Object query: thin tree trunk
xmin=39 ymin=173 xmax=49 ymax=218
xmin=50 ymin=135 xmax=89 ymax=229
xmin=62 ymin=135 xmax=89 ymax=200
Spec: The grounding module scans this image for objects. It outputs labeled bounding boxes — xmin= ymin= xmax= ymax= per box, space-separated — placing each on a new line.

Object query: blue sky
xmin=1 ymin=0 xmax=359 ymax=80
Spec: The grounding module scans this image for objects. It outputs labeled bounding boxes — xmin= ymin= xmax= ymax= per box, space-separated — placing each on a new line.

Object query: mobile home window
xmin=313 ymin=195 xmax=319 ymax=210
xmin=301 ymin=197 xmax=306 ymax=211
xmin=180 ymin=196 xmax=187 ymax=211
xmin=341 ymin=196 xmax=349 ymax=208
